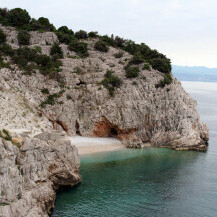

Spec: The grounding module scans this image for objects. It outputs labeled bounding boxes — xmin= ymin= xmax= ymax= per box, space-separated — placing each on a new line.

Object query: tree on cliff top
xmin=6 ymin=8 xmax=31 ymax=27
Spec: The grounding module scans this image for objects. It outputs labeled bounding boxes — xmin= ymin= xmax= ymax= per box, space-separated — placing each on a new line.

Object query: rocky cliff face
xmin=0 ymin=25 xmax=209 ymax=151
xmin=0 ymin=131 xmax=81 ymax=217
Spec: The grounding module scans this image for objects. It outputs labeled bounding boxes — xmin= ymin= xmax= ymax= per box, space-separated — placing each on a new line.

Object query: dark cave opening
xmin=108 ymin=127 xmax=118 ymax=138
xmin=75 ymin=120 xmax=81 ymax=136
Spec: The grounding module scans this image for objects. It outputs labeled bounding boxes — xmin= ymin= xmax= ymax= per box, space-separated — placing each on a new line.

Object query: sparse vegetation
xmin=94 ymin=40 xmax=109 ymax=52
xmin=68 ymin=40 xmax=88 ymax=58
xmin=149 ymin=58 xmax=171 ymax=74
xmin=129 ymin=52 xmax=144 ymax=65
xmin=0 ymin=28 xmax=6 ymax=44
xmin=0 ymin=7 xmax=173 ymax=84
xmin=41 ymin=88 xmax=49 ymax=94
xmin=143 ymin=63 xmax=151 ymax=71
xmin=6 ymin=8 xmax=31 ymax=27
xmin=50 ymin=43 xmax=63 ymax=60
xmin=88 ymin=31 xmax=98 ymax=38
xmin=125 ymin=65 xmax=140 ymax=78
xmin=40 ymin=90 xmax=64 ymax=108
xmin=114 ymin=51 xmax=124 ymax=58
xmin=75 ymin=30 xmax=88 ymax=39
xmin=101 ymin=70 xmax=122 ymax=96
xmin=0 ymin=129 xmax=12 ymax=141
xmin=17 ymin=30 xmax=30 ymax=45
xmin=155 ymin=73 xmax=173 ymax=88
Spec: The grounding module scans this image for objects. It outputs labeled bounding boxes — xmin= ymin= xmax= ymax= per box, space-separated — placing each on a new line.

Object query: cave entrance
xmin=108 ymin=127 xmax=118 ymax=138
xmin=75 ymin=120 xmax=81 ymax=136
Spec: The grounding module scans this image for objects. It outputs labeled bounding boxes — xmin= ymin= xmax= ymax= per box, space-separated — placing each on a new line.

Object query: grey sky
xmin=1 ymin=0 xmax=217 ymax=67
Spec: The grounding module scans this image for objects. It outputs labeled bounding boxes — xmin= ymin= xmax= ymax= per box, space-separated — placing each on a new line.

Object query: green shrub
xmin=58 ymin=26 xmax=74 ymax=35
xmin=0 ymin=28 xmax=6 ymax=44
xmin=101 ymin=70 xmax=122 ymax=96
xmin=129 ymin=52 xmax=144 ymax=65
xmin=34 ymin=46 xmax=42 ymax=53
xmin=88 ymin=31 xmax=98 ymax=38
xmin=68 ymin=40 xmax=88 ymax=58
xmin=75 ymin=30 xmax=88 ymax=39
xmin=94 ymin=40 xmax=109 ymax=52
xmin=18 ymin=30 xmax=30 ymax=45
xmin=143 ymin=63 xmax=151 ymax=71
xmin=0 ymin=129 xmax=12 ymax=141
xmin=149 ymin=58 xmax=171 ymax=73
xmin=0 ymin=43 xmax=14 ymax=56
xmin=125 ymin=65 xmax=140 ymax=78
xmin=34 ymin=54 xmax=52 ymax=67
xmin=100 ymin=35 xmax=116 ymax=47
xmin=67 ymin=95 xmax=72 ymax=100
xmin=114 ymin=51 xmax=124 ymax=58
xmin=6 ymin=8 xmax=31 ymax=27
xmin=16 ymin=47 xmax=36 ymax=61
xmin=155 ymin=73 xmax=173 ymax=88
xmin=41 ymin=88 xmax=49 ymax=94
xmin=50 ymin=43 xmax=63 ymax=59
xmin=56 ymin=32 xmax=75 ymax=44
xmin=0 ymin=56 xmax=12 ymax=69
xmin=37 ymin=17 xmax=55 ymax=31
xmin=40 ymin=91 xmax=63 ymax=107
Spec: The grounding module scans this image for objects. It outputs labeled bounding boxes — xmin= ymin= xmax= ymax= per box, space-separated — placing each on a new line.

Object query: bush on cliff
xmin=101 ymin=70 xmax=122 ymax=96
xmin=125 ymin=65 xmax=140 ymax=78
xmin=129 ymin=52 xmax=144 ymax=65
xmin=155 ymin=73 xmax=173 ymax=88
xmin=88 ymin=31 xmax=98 ymax=38
xmin=0 ymin=28 xmax=6 ymax=44
xmin=50 ymin=43 xmax=63 ymax=60
xmin=143 ymin=63 xmax=151 ymax=71
xmin=114 ymin=51 xmax=124 ymax=58
xmin=75 ymin=30 xmax=88 ymax=40
xmin=58 ymin=26 xmax=74 ymax=35
xmin=149 ymin=58 xmax=171 ymax=74
xmin=18 ymin=30 xmax=30 ymax=45
xmin=6 ymin=8 xmax=30 ymax=27
xmin=56 ymin=26 xmax=75 ymax=44
xmin=68 ymin=40 xmax=88 ymax=58
xmin=94 ymin=40 xmax=109 ymax=52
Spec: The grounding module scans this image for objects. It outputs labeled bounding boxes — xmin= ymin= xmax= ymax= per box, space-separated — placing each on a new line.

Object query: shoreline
xmin=68 ymin=136 xmax=125 ymax=155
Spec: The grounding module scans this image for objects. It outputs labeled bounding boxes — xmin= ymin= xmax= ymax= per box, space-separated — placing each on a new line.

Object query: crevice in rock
xmin=75 ymin=120 xmax=81 ymax=136
xmin=76 ymin=80 xmax=86 ymax=86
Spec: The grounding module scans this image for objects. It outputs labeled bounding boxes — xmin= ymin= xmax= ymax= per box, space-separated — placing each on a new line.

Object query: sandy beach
xmin=68 ymin=136 xmax=124 ymax=155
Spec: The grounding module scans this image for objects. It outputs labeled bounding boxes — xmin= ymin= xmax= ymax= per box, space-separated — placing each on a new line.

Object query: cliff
xmin=0 ymin=131 xmax=81 ymax=217
xmin=0 ymin=24 xmax=208 ymax=151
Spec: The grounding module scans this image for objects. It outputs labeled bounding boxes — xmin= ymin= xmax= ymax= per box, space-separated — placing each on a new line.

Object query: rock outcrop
xmin=0 ymin=25 xmax=209 ymax=151
xmin=0 ymin=131 xmax=81 ymax=217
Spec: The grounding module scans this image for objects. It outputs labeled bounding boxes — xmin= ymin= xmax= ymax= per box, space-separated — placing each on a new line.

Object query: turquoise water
xmin=52 ymin=82 xmax=217 ymax=217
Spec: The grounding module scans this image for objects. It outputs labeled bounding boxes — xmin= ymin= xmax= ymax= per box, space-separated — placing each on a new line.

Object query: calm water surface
xmin=52 ymin=82 xmax=217 ymax=217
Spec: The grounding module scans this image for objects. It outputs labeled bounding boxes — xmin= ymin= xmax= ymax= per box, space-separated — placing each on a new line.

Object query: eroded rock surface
xmin=0 ymin=131 xmax=81 ymax=217
xmin=0 ymin=25 xmax=209 ymax=151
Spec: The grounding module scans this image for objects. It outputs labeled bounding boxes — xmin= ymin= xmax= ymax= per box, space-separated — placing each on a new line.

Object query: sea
xmin=51 ymin=81 xmax=217 ymax=217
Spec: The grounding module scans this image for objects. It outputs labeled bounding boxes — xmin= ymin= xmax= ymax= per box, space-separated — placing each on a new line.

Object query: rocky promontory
xmin=0 ymin=7 xmax=209 ymax=216
xmin=0 ymin=131 xmax=81 ymax=217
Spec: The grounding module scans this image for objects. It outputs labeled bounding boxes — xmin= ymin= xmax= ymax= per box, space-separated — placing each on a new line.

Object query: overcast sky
xmin=1 ymin=0 xmax=217 ymax=68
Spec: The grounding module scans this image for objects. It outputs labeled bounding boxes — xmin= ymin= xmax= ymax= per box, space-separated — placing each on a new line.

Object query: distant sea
xmin=52 ymin=79 xmax=217 ymax=217
xmin=173 ymin=65 xmax=217 ymax=82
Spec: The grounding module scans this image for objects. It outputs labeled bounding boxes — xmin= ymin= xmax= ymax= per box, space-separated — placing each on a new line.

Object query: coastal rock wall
xmin=0 ymin=132 xmax=81 ymax=217
xmin=0 ymin=25 xmax=209 ymax=151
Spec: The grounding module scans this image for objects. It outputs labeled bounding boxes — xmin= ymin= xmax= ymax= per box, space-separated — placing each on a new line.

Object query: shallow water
xmin=52 ymin=81 xmax=217 ymax=217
